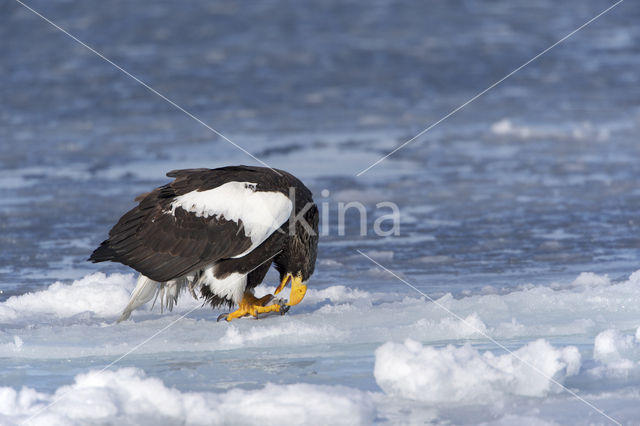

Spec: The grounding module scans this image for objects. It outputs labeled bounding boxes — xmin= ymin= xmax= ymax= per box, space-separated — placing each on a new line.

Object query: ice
xmin=2 ymin=265 xmax=640 ymax=424
xmin=3 ymin=269 xmax=640 ymax=356
xmin=3 ymin=0 xmax=640 ymax=423
xmin=568 ymin=272 xmax=612 ymax=288
xmin=0 ymin=368 xmax=375 ymax=426
xmin=490 ymin=119 xmax=609 ymax=142
xmin=374 ymin=339 xmax=581 ymax=403
xmin=0 ymin=273 xmax=136 ymax=323
xmin=592 ymin=328 xmax=640 ymax=376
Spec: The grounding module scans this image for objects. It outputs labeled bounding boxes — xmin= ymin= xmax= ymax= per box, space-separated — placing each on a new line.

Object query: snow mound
xmin=571 ymin=272 xmax=612 ymax=288
xmin=0 ymin=368 xmax=375 ymax=426
xmin=374 ymin=339 xmax=580 ymax=403
xmin=549 ymin=272 xmax=613 ymax=290
xmin=304 ymin=285 xmax=373 ymax=304
xmin=0 ymin=273 xmax=136 ymax=322
xmin=592 ymin=328 xmax=640 ymax=376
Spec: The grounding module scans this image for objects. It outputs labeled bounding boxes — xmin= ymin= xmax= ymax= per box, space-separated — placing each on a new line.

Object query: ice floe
xmin=0 ymin=368 xmax=374 ymax=426
xmin=374 ymin=338 xmax=581 ymax=403
xmin=2 ymin=270 xmax=640 ymax=423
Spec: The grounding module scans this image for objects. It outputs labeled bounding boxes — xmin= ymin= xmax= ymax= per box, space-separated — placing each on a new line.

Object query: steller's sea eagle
xmin=89 ymin=165 xmax=319 ymax=322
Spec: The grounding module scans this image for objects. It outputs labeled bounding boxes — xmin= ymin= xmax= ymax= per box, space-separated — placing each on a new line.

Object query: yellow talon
xmin=219 ymin=273 xmax=308 ymax=322
xmin=217 ymin=291 xmax=285 ymax=322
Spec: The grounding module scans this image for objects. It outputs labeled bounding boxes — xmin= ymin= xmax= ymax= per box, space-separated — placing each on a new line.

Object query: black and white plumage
xmin=90 ymin=165 xmax=319 ymax=321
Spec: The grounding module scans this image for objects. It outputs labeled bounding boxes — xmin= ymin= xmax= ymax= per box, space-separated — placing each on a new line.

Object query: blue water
xmin=3 ymin=0 xmax=638 ymax=297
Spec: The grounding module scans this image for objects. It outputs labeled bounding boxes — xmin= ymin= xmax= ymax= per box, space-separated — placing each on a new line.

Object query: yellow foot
xmin=217 ymin=291 xmax=290 ymax=322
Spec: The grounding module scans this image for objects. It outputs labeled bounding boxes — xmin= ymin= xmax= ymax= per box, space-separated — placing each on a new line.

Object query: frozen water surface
xmin=1 ymin=0 xmax=640 ymax=424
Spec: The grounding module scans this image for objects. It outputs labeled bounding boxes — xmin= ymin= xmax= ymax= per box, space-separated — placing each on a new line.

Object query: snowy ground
xmin=3 ymin=271 xmax=640 ymax=424
xmin=2 ymin=0 xmax=640 ymax=424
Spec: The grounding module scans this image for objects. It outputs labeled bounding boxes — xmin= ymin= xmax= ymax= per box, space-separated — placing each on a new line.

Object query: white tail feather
xmin=118 ymin=274 xmax=199 ymax=322
xmin=118 ymin=275 xmax=159 ymax=322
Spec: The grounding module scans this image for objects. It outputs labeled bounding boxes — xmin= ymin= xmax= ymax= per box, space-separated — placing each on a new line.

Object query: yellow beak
xmin=274 ymin=273 xmax=307 ymax=306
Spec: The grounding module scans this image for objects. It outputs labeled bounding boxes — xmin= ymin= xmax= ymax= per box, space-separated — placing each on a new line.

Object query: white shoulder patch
xmin=168 ymin=181 xmax=292 ymax=257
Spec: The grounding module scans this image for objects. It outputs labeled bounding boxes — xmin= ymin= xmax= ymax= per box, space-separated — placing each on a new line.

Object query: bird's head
xmin=273 ymin=193 xmax=318 ymax=306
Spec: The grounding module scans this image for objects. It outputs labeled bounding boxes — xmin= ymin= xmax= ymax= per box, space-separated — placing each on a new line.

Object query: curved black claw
xmin=216 ymin=313 xmax=229 ymax=322
xmin=268 ymin=297 xmax=290 ymax=316
xmin=280 ymin=303 xmax=291 ymax=316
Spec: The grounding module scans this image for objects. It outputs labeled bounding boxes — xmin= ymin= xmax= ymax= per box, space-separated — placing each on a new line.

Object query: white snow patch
xmin=0 ymin=273 xmax=136 ymax=322
xmin=304 ymin=285 xmax=372 ymax=304
xmin=220 ymin=321 xmax=346 ymax=348
xmin=374 ymin=339 xmax=581 ymax=403
xmin=319 ymin=258 xmax=343 ymax=267
xmin=411 ymin=313 xmax=488 ymax=340
xmin=592 ymin=328 xmax=640 ymax=376
xmin=490 ymin=119 xmax=609 ymax=142
xmin=0 ymin=368 xmax=375 ymax=426
xmin=4 ymin=269 xmax=640 ymax=368
xmin=571 ymin=272 xmax=611 ymax=288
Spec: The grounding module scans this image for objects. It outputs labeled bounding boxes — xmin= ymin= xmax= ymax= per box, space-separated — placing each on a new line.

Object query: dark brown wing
xmin=89 ymin=185 xmax=254 ymax=282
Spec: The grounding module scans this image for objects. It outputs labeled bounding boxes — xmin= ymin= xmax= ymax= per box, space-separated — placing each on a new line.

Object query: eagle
xmin=89 ymin=165 xmax=319 ymax=322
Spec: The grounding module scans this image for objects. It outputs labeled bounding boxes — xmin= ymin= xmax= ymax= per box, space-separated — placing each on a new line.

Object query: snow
xmin=3 ymin=270 xmax=640 ymax=354
xmin=592 ymin=328 xmax=640 ymax=377
xmin=0 ymin=368 xmax=375 ymax=426
xmin=490 ymin=119 xmax=609 ymax=142
xmin=0 ymin=273 xmax=136 ymax=322
xmin=374 ymin=339 xmax=581 ymax=403
xmin=2 ymin=270 xmax=640 ymax=423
